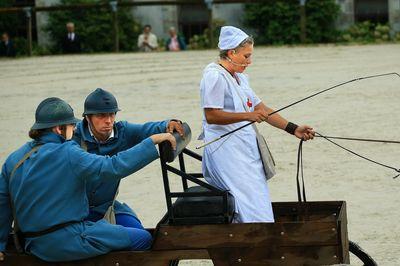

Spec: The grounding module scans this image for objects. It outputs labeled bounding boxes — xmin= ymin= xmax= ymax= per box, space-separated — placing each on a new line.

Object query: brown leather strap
xmin=8 ymin=145 xmax=43 ymax=236
xmin=10 ymin=145 xmax=42 ymax=181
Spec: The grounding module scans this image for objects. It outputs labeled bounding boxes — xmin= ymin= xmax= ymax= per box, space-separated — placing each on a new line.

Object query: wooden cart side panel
xmin=272 ymin=201 xmax=343 ymax=214
xmin=208 ymin=246 xmax=342 ymax=266
xmin=153 ymin=221 xmax=339 ymax=250
xmin=2 ymin=250 xmax=210 ymax=266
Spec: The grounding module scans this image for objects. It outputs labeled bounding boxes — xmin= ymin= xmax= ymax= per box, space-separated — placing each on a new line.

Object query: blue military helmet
xmin=82 ymin=88 xmax=121 ymax=116
xmin=31 ymin=97 xmax=81 ymax=130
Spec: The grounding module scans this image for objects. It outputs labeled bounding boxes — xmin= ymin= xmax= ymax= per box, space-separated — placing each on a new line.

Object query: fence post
xmin=300 ymin=0 xmax=306 ymax=43
xmin=23 ymin=7 xmax=32 ymax=56
xmin=110 ymin=1 xmax=119 ymax=52
xmin=205 ymin=0 xmax=214 ymax=48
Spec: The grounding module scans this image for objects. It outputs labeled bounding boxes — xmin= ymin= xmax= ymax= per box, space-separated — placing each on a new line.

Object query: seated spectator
xmin=137 ymin=25 xmax=158 ymax=52
xmin=166 ymin=27 xmax=186 ymax=51
xmin=62 ymin=22 xmax=81 ymax=54
xmin=0 ymin=32 xmax=16 ymax=57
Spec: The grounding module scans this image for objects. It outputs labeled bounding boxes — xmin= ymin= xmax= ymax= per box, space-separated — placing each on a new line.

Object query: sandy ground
xmin=1 ymin=44 xmax=399 ymax=265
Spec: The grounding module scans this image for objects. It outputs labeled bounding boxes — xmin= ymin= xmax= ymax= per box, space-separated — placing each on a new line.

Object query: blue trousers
xmin=116 ymin=213 xmax=152 ymax=250
xmin=87 ymin=212 xmax=152 ymax=250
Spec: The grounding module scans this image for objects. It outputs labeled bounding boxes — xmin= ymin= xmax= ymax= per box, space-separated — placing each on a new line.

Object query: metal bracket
xmin=204 ymin=0 xmax=213 ymax=10
xmin=23 ymin=7 xmax=32 ymax=18
xmin=109 ymin=1 xmax=118 ymax=12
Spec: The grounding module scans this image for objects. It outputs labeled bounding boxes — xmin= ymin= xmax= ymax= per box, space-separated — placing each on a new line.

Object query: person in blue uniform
xmin=73 ymin=88 xmax=184 ymax=232
xmin=0 ymin=97 xmax=176 ymax=262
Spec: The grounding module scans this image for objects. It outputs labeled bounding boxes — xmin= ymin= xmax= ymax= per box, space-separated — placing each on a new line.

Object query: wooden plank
xmin=0 ymin=0 xmax=297 ymax=14
xmin=208 ymin=245 xmax=342 ymax=265
xmin=111 ymin=10 xmax=119 ymax=52
xmin=153 ymin=221 xmax=339 ymax=250
xmin=26 ymin=9 xmax=32 ymax=56
xmin=338 ymin=202 xmax=350 ymax=263
xmin=3 ymin=250 xmax=209 ymax=266
xmin=300 ymin=2 xmax=306 ymax=43
xmin=272 ymin=201 xmax=344 ymax=216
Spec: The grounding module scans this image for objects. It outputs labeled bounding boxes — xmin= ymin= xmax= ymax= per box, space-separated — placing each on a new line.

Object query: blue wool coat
xmin=73 ymin=120 xmax=167 ymax=219
xmin=0 ymin=132 xmax=158 ymax=261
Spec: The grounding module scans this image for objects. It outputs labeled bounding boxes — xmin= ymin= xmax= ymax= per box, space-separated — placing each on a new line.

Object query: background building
xmin=26 ymin=0 xmax=400 ymax=47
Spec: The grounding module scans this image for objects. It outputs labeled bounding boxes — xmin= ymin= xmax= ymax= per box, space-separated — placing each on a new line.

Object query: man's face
xmin=144 ymin=26 xmax=151 ymax=34
xmin=67 ymin=25 xmax=74 ymax=33
xmin=87 ymin=113 xmax=116 ymax=140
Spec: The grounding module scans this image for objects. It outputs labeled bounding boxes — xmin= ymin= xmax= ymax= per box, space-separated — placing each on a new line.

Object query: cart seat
xmin=172 ymin=186 xmax=235 ymax=225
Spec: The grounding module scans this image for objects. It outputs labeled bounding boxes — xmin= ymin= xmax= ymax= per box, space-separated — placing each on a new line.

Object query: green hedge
xmin=244 ymin=0 xmax=340 ymax=44
xmin=45 ymin=0 xmax=141 ymax=53
xmin=339 ymin=21 xmax=400 ymax=43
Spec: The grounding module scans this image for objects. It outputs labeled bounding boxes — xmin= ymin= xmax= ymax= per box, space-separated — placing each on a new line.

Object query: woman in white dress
xmin=199 ymin=26 xmax=315 ymax=223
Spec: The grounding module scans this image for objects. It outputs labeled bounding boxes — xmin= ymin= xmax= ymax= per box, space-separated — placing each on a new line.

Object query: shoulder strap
xmin=222 ymin=72 xmax=264 ymax=135
xmin=8 ymin=144 xmax=42 ymax=236
xmin=10 ymin=145 xmax=42 ymax=182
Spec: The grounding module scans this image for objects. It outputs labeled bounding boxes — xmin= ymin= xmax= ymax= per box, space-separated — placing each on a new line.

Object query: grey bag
xmin=103 ymin=205 xmax=116 ymax=224
xmin=103 ymin=187 xmax=118 ymax=224
xmin=252 ymin=124 xmax=276 ymax=180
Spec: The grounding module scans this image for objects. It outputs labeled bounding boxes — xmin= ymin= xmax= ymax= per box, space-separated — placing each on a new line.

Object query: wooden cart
xmin=3 ymin=124 xmax=375 ymax=266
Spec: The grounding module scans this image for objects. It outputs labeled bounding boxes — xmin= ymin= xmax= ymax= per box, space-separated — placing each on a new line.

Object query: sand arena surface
xmin=0 ymin=44 xmax=399 ymax=265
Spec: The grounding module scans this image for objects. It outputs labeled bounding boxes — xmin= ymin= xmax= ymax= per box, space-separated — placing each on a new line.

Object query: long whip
xmin=196 ymin=72 xmax=400 ymax=149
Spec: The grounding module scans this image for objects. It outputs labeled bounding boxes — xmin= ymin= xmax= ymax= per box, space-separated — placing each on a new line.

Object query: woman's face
xmin=229 ymin=43 xmax=253 ymax=73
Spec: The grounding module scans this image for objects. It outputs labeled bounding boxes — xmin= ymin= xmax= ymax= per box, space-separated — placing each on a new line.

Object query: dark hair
xmin=28 ymin=125 xmax=68 ymax=140
xmin=219 ymin=36 xmax=254 ymax=59
xmin=144 ymin=24 xmax=152 ymax=30
xmin=29 ymin=128 xmax=51 ymax=140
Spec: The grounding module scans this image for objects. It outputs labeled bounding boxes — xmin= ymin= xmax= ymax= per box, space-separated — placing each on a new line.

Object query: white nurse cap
xmin=218 ymin=26 xmax=249 ymax=50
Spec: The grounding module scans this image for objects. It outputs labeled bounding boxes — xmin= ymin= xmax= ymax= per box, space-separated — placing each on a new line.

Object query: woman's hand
xmin=150 ymin=133 xmax=177 ymax=150
xmin=294 ymin=125 xmax=315 ymax=141
xmin=247 ymin=109 xmax=269 ymax=123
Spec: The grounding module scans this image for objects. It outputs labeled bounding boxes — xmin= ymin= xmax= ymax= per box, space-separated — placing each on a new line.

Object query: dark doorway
xmin=354 ymin=0 xmax=388 ymax=24
xmin=178 ymin=5 xmax=210 ymax=43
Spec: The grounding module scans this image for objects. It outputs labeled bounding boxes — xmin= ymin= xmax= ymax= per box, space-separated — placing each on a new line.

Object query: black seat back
xmin=158 ymin=123 xmax=234 ymax=225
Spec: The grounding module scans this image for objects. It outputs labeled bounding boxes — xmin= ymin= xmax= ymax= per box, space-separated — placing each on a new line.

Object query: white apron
xmin=199 ymin=63 xmax=274 ymax=223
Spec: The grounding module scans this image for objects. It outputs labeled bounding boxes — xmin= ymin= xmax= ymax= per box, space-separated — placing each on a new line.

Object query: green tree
xmin=45 ymin=0 xmax=141 ymax=53
xmin=245 ymin=0 xmax=340 ymax=45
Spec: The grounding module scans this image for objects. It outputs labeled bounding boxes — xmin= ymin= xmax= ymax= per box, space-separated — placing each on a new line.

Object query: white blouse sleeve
xmin=201 ymin=71 xmax=227 ymax=109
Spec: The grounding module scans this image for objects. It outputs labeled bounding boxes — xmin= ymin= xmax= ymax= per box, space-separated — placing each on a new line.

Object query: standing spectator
xmin=166 ymin=27 xmax=186 ymax=51
xmin=137 ymin=25 xmax=158 ymax=52
xmin=0 ymin=32 xmax=16 ymax=57
xmin=62 ymin=22 xmax=81 ymax=54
